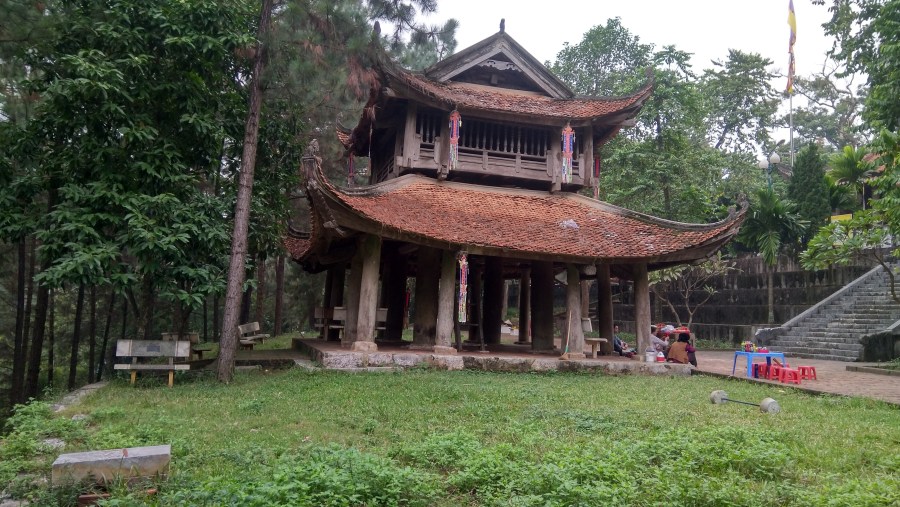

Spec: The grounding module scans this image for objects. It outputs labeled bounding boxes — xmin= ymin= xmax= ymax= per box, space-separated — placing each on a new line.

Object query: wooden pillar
xmin=343 ymin=250 xmax=363 ymax=348
xmin=515 ymin=266 xmax=531 ymax=344
xmin=434 ymin=249 xmax=457 ymax=354
xmin=633 ymin=263 xmax=651 ymax=355
xmin=596 ymin=263 xmax=615 ymax=355
xmin=565 ymin=264 xmax=584 ymax=356
xmin=327 ymin=263 xmax=346 ymax=341
xmin=353 ymin=235 xmax=381 ymax=352
xmin=530 ymin=261 xmax=554 ymax=351
xmin=382 ymin=247 xmax=407 ymax=341
xmin=467 ymin=263 xmax=483 ymax=342
xmin=320 ymin=268 xmax=333 ymax=340
xmin=412 ymin=246 xmax=440 ymax=348
xmin=482 ymin=257 xmax=504 ymax=344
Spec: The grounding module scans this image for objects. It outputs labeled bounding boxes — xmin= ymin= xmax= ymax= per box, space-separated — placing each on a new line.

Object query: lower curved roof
xmin=290 ymin=157 xmax=746 ymax=271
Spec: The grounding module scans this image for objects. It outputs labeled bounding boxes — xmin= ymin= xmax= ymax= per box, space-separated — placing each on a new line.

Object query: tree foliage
xmin=649 ymin=253 xmax=739 ymax=329
xmin=788 ymin=143 xmax=832 ymax=244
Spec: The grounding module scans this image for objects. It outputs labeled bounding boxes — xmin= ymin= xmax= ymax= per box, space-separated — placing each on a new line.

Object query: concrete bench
xmin=161 ymin=332 xmax=212 ymax=360
xmin=584 ymin=338 xmax=609 ymax=359
xmin=237 ymin=321 xmax=270 ymax=350
xmin=114 ymin=340 xmax=190 ymax=387
xmin=52 ymin=444 xmax=170 ymax=486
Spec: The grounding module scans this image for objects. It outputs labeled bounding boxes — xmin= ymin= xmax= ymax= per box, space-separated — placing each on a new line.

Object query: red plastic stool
xmin=767 ymin=364 xmax=782 ymax=380
xmin=797 ymin=366 xmax=817 ymax=380
xmin=780 ymin=368 xmax=802 ymax=385
xmin=754 ymin=364 xmax=769 ymax=379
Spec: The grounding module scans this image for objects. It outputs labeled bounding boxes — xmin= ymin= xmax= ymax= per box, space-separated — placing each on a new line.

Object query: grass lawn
xmin=2 ymin=367 xmax=899 ymax=506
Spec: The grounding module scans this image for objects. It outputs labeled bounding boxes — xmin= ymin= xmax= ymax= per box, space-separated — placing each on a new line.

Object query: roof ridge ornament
xmin=500 ymin=18 xmax=505 ymax=33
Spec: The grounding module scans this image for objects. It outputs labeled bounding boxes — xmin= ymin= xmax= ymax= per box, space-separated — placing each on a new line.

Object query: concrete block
xmin=366 ymin=352 xmax=395 ymax=367
xmin=530 ymin=358 xmax=559 ymax=371
xmin=429 ymin=355 xmax=464 ymax=370
xmin=393 ymin=353 xmax=425 ymax=367
xmin=51 ymin=445 xmax=170 ymax=486
xmin=321 ymin=352 xmax=363 ymax=369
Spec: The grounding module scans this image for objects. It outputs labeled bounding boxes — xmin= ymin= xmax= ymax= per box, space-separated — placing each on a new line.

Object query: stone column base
xmin=350 ymin=341 xmax=378 ymax=352
xmin=432 ymin=345 xmax=457 ymax=355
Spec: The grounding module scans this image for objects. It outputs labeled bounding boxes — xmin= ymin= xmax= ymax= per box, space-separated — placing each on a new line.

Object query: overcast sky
xmin=424 ymin=0 xmax=832 ymax=90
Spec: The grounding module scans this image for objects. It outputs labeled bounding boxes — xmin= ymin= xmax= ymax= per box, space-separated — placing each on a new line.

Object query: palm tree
xmin=737 ymin=189 xmax=807 ymax=324
xmin=827 ymin=146 xmax=875 ymax=210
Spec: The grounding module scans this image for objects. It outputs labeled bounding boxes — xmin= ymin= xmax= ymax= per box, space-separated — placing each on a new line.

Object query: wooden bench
xmin=161 ymin=332 xmax=212 ymax=361
xmin=114 ymin=340 xmax=190 ymax=387
xmin=313 ymin=307 xmax=388 ymax=337
xmin=238 ymin=322 xmax=270 ymax=350
xmin=584 ymin=338 xmax=609 ymax=359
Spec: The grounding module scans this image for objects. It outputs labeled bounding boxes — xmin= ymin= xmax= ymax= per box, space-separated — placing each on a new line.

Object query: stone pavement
xmin=695 ymin=350 xmax=900 ymax=405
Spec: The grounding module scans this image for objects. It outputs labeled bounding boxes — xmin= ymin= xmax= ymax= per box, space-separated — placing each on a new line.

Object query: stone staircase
xmin=758 ymin=263 xmax=900 ymax=361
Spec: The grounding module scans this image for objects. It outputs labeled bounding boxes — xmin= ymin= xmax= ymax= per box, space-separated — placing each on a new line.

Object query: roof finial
xmin=500 ymin=18 xmax=505 ymax=33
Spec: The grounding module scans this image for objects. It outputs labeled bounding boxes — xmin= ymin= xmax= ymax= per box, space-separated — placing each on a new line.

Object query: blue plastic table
xmin=731 ymin=351 xmax=787 ymax=378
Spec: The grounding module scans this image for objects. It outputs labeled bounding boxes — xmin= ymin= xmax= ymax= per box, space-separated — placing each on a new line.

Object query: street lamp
xmin=757 ymin=152 xmax=781 ymax=191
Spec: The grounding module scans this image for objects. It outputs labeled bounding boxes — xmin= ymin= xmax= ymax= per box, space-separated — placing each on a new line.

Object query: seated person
xmin=612 ymin=324 xmax=635 ymax=357
xmin=667 ymin=332 xmax=697 ymax=366
xmin=649 ymin=325 xmax=670 ymax=354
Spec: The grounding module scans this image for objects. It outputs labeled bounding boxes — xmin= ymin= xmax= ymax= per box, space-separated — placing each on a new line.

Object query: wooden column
xmin=320 ymin=268 xmax=333 ymax=340
xmin=412 ymin=246 xmax=440 ymax=348
xmin=327 ymin=263 xmax=346 ymax=341
xmin=434 ymin=249 xmax=457 ymax=354
xmin=596 ymin=263 xmax=615 ymax=355
xmin=515 ymin=266 xmax=531 ymax=344
xmin=482 ymin=257 xmax=504 ymax=345
xmin=565 ymin=264 xmax=585 ymax=356
xmin=467 ymin=263 xmax=483 ymax=342
xmin=633 ymin=263 xmax=651 ymax=355
xmin=342 ymin=251 xmax=363 ymax=348
xmin=530 ymin=261 xmax=554 ymax=351
xmin=382 ymin=247 xmax=407 ymax=341
xmin=353 ymin=234 xmax=381 ymax=352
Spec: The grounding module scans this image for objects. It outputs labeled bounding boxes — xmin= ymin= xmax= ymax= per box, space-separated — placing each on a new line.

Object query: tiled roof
xmin=296 ymin=168 xmax=745 ymax=265
xmin=284 ymin=235 xmax=310 ymax=260
xmin=389 ymin=67 xmax=653 ymax=120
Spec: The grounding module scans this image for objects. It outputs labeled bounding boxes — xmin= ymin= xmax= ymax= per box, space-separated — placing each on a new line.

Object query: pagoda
xmin=287 ymin=25 xmax=745 ymax=356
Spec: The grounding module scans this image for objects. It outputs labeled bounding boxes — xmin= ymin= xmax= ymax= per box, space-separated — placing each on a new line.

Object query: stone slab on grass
xmin=51 ymin=445 xmax=170 ymax=486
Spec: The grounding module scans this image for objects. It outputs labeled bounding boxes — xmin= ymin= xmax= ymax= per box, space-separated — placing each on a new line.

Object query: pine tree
xmin=788 ymin=143 xmax=832 ymax=245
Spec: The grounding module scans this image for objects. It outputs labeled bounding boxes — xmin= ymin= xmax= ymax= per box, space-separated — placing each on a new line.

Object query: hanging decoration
xmin=457 ymin=251 xmax=468 ymax=323
xmin=593 ymin=157 xmax=601 ymax=199
xmin=448 ymin=110 xmax=462 ymax=171
xmin=561 ymin=123 xmax=575 ymax=184
xmin=347 ymin=153 xmax=355 ymax=187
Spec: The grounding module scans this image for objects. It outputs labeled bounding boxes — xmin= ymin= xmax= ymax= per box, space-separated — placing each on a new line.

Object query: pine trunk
xmin=96 ymin=292 xmax=116 ymax=381
xmin=255 ymin=257 xmax=266 ymax=325
xmin=68 ymin=283 xmax=86 ymax=390
xmin=10 ymin=238 xmax=27 ymax=406
xmin=217 ymin=0 xmax=275 ymax=383
xmin=88 ymin=286 xmax=97 ymax=383
xmin=47 ymin=290 xmax=54 ymax=387
xmin=25 ymin=254 xmax=52 ymax=400
xmin=274 ymin=255 xmax=284 ymax=336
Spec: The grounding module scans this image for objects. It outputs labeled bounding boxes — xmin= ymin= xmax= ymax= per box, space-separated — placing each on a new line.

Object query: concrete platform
xmin=293 ymin=338 xmax=691 ymax=376
xmin=51 ymin=445 xmax=170 ymax=486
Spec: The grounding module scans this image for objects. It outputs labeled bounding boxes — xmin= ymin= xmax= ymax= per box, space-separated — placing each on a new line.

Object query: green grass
xmin=3 ymin=368 xmax=899 ymax=506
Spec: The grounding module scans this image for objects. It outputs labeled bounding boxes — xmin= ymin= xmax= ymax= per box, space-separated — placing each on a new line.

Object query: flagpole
xmin=789 ymin=92 xmax=794 ymax=167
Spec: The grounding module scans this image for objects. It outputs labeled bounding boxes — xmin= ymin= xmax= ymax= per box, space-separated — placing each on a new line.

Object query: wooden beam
xmin=531 ymin=261 xmax=554 ymax=351
xmin=596 ymin=263 xmax=614 ymax=355
xmin=353 ymin=234 xmax=381 ymax=351
xmin=633 ymin=263 xmax=651 ymax=355
xmin=413 ymin=246 xmax=441 ymax=347
xmin=565 ymin=264 xmax=584 ymax=355
xmin=435 ymin=249 xmax=457 ymax=352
